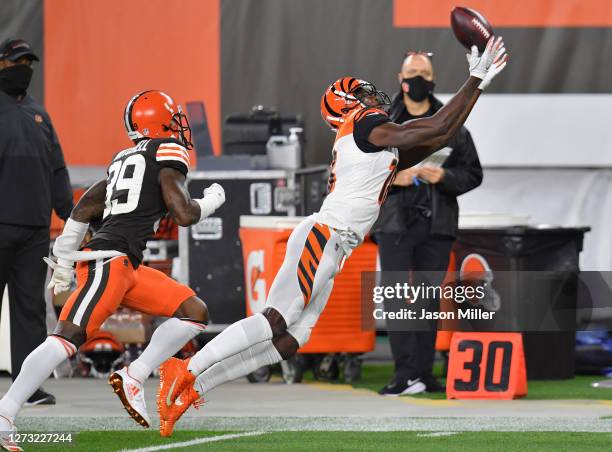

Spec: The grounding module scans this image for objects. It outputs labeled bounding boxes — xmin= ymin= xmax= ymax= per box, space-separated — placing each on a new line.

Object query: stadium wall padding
xmin=43 ymin=0 xmax=220 ymax=165
xmin=3 ymin=0 xmax=611 ymax=166
xmin=0 ymin=0 xmax=43 ymax=102
xmin=221 ymin=0 xmax=612 ymax=166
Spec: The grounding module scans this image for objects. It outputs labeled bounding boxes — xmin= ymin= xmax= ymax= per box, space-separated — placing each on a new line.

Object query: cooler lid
xmin=459 ymin=212 xmax=530 ymax=228
xmin=240 ymin=215 xmax=305 ymax=229
xmin=458 ymin=212 xmax=590 ymax=234
xmin=188 ymin=169 xmax=288 ymax=180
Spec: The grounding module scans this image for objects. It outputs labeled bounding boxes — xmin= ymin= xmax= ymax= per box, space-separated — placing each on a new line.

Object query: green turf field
xmin=12 ymin=361 xmax=612 ymax=451
xmin=302 ymin=362 xmax=612 ymax=400
xmin=22 ymin=430 xmax=612 ymax=451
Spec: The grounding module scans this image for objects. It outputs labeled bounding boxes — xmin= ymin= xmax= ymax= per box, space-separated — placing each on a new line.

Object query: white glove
xmin=467 ymin=36 xmax=508 ymax=91
xmin=338 ymin=229 xmax=360 ymax=253
xmin=195 ymin=183 xmax=226 ymax=222
xmin=43 ymin=257 xmax=74 ymax=295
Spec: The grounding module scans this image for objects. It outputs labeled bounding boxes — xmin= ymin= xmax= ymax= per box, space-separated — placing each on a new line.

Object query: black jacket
xmin=0 ymin=91 xmax=73 ymax=227
xmin=371 ymin=94 xmax=482 ymax=239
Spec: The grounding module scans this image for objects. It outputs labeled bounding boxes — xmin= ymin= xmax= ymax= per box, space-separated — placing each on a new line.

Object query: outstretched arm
xmin=369 ymin=37 xmax=507 ymax=170
xmin=370 ymin=77 xmax=481 ymax=168
xmin=160 ymin=167 xmax=225 ymax=227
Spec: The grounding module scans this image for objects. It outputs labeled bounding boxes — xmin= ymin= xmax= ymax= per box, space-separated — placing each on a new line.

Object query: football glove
xmin=467 ymin=36 xmax=508 ymax=91
xmin=196 ymin=183 xmax=226 ymax=222
xmin=43 ymin=257 xmax=74 ymax=295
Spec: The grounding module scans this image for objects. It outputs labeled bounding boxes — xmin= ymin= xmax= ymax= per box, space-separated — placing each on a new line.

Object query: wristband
xmin=195 ymin=197 xmax=219 ymax=222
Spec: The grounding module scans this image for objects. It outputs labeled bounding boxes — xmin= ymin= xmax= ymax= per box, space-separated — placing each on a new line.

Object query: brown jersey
xmin=86 ymin=138 xmax=189 ymax=266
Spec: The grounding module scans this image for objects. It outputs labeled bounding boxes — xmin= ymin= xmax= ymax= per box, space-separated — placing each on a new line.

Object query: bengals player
xmin=0 ymin=90 xmax=225 ymax=449
xmin=154 ymin=37 xmax=507 ymax=437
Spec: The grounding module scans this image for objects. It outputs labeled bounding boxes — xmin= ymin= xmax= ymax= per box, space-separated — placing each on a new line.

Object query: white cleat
xmin=108 ymin=367 xmax=151 ymax=428
xmin=0 ymin=414 xmax=23 ymax=452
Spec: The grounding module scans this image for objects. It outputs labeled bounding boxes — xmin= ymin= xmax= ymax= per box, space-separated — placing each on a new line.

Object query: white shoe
xmin=401 ymin=378 xmax=427 ymax=395
xmin=108 ymin=367 xmax=151 ymax=428
xmin=0 ymin=414 xmax=23 ymax=452
xmin=380 ymin=377 xmax=426 ymax=397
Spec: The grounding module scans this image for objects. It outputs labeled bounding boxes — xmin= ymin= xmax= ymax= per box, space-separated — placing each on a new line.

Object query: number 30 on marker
xmin=446 ymin=332 xmax=527 ymax=399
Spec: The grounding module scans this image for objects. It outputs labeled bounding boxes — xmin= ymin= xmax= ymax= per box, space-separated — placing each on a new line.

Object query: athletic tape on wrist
xmin=53 ymin=218 xmax=89 ymax=262
xmin=196 ymin=197 xmax=218 ymax=222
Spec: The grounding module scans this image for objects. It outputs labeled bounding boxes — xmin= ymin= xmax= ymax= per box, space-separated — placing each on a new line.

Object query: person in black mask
xmin=372 ymin=51 xmax=483 ymax=396
xmin=0 ymin=38 xmax=73 ymax=405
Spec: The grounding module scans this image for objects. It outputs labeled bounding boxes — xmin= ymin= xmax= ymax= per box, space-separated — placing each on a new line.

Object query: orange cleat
xmin=159 ymin=384 xmax=204 ymax=437
xmin=157 ymin=357 xmax=196 ymax=437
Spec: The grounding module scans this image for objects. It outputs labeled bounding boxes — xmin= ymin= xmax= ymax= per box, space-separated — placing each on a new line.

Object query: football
xmin=451 ymin=6 xmax=494 ymax=53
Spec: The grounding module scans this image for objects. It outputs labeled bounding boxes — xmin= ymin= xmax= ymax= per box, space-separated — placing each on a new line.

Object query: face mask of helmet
xmin=348 ymin=83 xmax=391 ymax=110
xmin=0 ymin=64 xmax=33 ymax=96
xmin=166 ymin=106 xmax=194 ymax=150
xmin=79 ymin=348 xmax=125 ymax=379
xmin=402 ymin=76 xmax=435 ymax=103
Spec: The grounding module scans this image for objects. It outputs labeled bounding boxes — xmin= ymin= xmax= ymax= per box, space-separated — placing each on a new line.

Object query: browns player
xmin=155 ymin=37 xmax=507 ymax=437
xmin=0 ymin=90 xmax=225 ymax=450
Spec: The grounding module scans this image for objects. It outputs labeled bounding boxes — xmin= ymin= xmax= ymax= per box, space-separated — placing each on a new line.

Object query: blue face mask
xmin=0 ymin=64 xmax=33 ymax=96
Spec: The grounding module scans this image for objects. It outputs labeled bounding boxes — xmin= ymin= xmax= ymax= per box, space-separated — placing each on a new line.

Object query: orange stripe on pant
xmin=297 ymin=223 xmax=331 ymax=306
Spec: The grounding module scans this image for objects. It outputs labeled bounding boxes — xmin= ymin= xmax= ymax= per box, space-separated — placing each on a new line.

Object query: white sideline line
xmin=416 ymin=431 xmax=459 ymax=437
xmin=119 ymin=431 xmax=267 ymax=452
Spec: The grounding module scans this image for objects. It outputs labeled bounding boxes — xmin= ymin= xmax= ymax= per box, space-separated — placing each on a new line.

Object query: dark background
xmin=5 ymin=0 xmax=612 ymax=164
xmin=1 ymin=0 xmax=43 ymax=101
xmin=220 ymin=0 xmax=612 ymax=164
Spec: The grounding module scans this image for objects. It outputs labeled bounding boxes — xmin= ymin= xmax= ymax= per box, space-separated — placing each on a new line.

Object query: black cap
xmin=0 ymin=38 xmax=39 ymax=62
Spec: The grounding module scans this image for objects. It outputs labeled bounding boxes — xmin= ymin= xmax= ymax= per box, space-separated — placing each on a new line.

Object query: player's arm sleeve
xmin=155 ymin=141 xmax=190 ymax=176
xmin=48 ymin=117 xmax=74 ymax=221
xmin=353 ymin=111 xmax=392 ymax=153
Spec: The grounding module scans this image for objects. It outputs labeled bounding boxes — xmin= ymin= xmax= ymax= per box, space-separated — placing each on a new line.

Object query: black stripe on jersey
xmin=304 ymin=238 xmax=320 ymax=265
xmin=311 ymin=225 xmax=328 ymax=251
xmin=67 ymin=261 xmax=96 ymax=322
xmin=353 ymin=109 xmax=390 ymax=153
xmin=298 ymin=260 xmax=313 ymax=291
xmin=79 ymin=261 xmax=111 ymax=328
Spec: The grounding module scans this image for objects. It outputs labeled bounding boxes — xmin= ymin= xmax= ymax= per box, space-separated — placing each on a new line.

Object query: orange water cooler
xmin=239 ymin=216 xmax=376 ymax=383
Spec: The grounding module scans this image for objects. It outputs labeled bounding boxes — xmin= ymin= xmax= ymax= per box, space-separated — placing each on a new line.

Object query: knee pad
xmin=287 ymin=326 xmax=312 ymax=348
